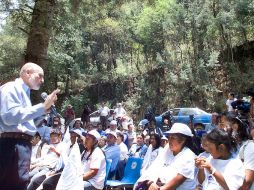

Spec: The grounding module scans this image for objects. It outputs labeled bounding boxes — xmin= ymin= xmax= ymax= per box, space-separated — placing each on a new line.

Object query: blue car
xmin=155 ymin=107 xmax=212 ymax=132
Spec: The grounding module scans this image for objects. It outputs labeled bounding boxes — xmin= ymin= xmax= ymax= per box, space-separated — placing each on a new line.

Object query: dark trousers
xmin=0 ymin=137 xmax=32 ymax=190
xmin=100 ymin=116 xmax=108 ymax=130
xmin=42 ymin=173 xmax=61 ymax=190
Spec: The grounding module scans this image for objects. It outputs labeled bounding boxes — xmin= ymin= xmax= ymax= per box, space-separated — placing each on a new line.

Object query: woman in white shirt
xmin=141 ymin=133 xmax=162 ymax=174
xmin=195 ymin=128 xmax=245 ymax=190
xmin=135 ymin=123 xmax=197 ymax=190
xmin=230 ymin=117 xmax=254 ymax=190
xmin=81 ymin=130 xmax=106 ymax=190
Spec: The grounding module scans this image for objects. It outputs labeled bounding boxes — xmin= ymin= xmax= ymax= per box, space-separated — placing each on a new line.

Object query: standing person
xmin=81 ymin=104 xmax=91 ymax=127
xmin=226 ymin=92 xmax=236 ymax=112
xmin=0 ymin=62 xmax=59 ymax=190
xmin=64 ymin=104 xmax=75 ymax=125
xmin=98 ymin=102 xmax=110 ymax=130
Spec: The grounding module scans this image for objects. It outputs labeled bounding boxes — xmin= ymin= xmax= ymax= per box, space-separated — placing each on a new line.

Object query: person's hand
xmin=43 ymin=89 xmax=60 ymax=111
xmin=148 ymin=183 xmax=160 ymax=190
xmin=198 ymin=157 xmax=213 ymax=172
xmin=195 ymin=157 xmax=206 ymax=169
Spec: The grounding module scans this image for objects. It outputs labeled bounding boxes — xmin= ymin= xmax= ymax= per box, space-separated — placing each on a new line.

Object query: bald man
xmin=0 ymin=62 xmax=60 ymax=190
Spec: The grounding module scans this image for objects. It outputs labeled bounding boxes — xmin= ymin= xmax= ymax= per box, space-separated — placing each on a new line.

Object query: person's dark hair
xmin=73 ymin=120 xmax=83 ymax=128
xmin=170 ymin=133 xmax=198 ymax=155
xmin=206 ymin=128 xmax=237 ymax=154
xmin=34 ymin=132 xmax=41 ymax=139
xmin=229 ymin=92 xmax=235 ymax=97
xmin=137 ymin=133 xmax=145 ymax=140
xmin=150 ymin=134 xmax=161 ymax=150
xmin=117 ymin=132 xmax=124 ymax=142
xmin=230 ymin=117 xmax=250 ymax=142
xmin=82 ymin=135 xmax=99 ymax=161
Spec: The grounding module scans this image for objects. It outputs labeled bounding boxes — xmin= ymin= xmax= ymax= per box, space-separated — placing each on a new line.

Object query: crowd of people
xmin=1 ymin=62 xmax=254 ymax=190
xmin=27 ymin=95 xmax=254 ymax=190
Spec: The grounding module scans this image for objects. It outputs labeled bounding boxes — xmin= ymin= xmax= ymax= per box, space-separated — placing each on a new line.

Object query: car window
xmin=90 ymin=111 xmax=100 ymax=117
xmin=180 ymin=108 xmax=195 ymax=116
xmin=195 ymin=108 xmax=207 ymax=115
xmin=172 ymin=109 xmax=180 ymax=116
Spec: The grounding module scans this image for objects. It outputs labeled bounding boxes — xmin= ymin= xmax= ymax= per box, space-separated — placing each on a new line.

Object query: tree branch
xmin=18 ymin=27 xmax=29 ymax=34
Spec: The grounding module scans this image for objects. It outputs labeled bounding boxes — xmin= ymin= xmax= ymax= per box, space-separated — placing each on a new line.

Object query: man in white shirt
xmin=114 ymin=103 xmax=126 ymax=119
xmin=98 ymin=102 xmax=110 ymax=130
xmin=116 ymin=132 xmax=128 ymax=180
xmin=226 ymin=92 xmax=236 ymax=112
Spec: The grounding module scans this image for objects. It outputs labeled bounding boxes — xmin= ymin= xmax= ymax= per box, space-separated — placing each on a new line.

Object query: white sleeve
xmin=244 ymin=142 xmax=254 ymax=171
xmin=90 ymin=148 xmax=104 ymax=169
xmin=177 ymin=153 xmax=195 ymax=179
xmin=225 ymin=159 xmax=245 ymax=190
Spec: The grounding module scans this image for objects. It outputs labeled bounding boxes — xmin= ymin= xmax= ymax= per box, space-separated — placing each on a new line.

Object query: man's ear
xmin=218 ymin=144 xmax=225 ymax=152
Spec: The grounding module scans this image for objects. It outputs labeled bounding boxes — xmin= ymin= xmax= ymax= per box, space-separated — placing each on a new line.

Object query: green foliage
xmin=1 ymin=0 xmax=254 ymax=117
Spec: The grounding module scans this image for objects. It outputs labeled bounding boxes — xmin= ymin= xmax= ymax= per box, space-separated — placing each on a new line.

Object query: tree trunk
xmin=25 ymin=0 xmax=57 ymax=103
xmin=25 ymin=0 xmax=57 ymax=68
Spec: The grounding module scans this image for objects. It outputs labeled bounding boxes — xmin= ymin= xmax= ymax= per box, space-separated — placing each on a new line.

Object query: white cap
xmin=165 ymin=123 xmax=193 ymax=137
xmin=70 ymin=129 xmax=83 ymax=137
xmin=87 ymin=129 xmax=101 ymax=140
xmin=161 ymin=136 xmax=168 ymax=140
xmin=106 ymin=131 xmax=117 ymax=139
xmin=110 ymin=120 xmax=117 ymax=125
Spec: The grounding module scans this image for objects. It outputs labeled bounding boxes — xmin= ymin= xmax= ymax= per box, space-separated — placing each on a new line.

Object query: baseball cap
xmin=138 ymin=119 xmax=149 ymax=126
xmin=70 ymin=128 xmax=83 ymax=137
xmin=106 ymin=131 xmax=117 ymax=139
xmin=110 ymin=120 xmax=117 ymax=125
xmin=161 ymin=135 xmax=168 ymax=140
xmin=165 ymin=123 xmax=193 ymax=137
xmin=86 ymin=129 xmax=101 ymax=140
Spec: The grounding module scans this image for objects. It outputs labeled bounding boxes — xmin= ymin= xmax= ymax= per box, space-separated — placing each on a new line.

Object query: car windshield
xmin=195 ymin=108 xmax=207 ymax=115
xmin=180 ymin=108 xmax=196 ymax=115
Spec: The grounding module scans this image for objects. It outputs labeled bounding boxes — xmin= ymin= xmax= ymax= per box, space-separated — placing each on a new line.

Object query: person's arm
xmin=1 ymin=88 xmax=59 ymax=126
xmin=0 ymin=90 xmax=45 ymax=126
xmin=49 ymin=146 xmax=61 ymax=157
xmin=239 ymin=169 xmax=254 ymax=190
xmin=83 ymin=168 xmax=99 ymax=181
xmin=195 ymin=157 xmax=206 ymax=184
xmin=160 ymin=174 xmax=186 ymax=190
xmin=200 ymin=158 xmax=229 ymax=190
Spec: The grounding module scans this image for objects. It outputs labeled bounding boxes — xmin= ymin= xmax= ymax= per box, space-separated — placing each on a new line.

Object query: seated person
xmin=128 ymin=134 xmax=148 ymax=159
xmin=81 ymin=129 xmax=106 ymax=190
xmin=134 ymin=123 xmax=197 ymax=190
xmin=40 ymin=128 xmax=84 ymax=190
xmin=28 ymin=129 xmax=65 ymax=190
xmin=141 ymin=134 xmax=162 ymax=174
xmin=115 ymin=132 xmax=129 ymax=180
xmin=31 ymin=132 xmax=48 ymax=164
xmin=104 ymin=131 xmax=120 ymax=179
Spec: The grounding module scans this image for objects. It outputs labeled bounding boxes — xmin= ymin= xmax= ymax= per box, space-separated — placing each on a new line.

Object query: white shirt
xmin=99 ymin=106 xmax=110 ymax=117
xmin=142 ymin=145 xmax=162 ymax=173
xmin=118 ymin=142 xmax=128 ymax=161
xmin=114 ymin=107 xmax=126 ymax=118
xmin=203 ymin=155 xmax=245 ymax=190
xmin=81 ymin=147 xmax=106 ymax=189
xmin=226 ymin=99 xmax=236 ymax=112
xmin=39 ymin=142 xmax=65 ymax=169
xmin=238 ymin=140 xmax=254 ymax=190
xmin=31 ymin=140 xmax=42 ymax=163
xmin=136 ymin=145 xmax=196 ymax=190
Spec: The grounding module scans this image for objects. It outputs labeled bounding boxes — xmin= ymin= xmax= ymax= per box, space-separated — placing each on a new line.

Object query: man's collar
xmin=16 ymin=78 xmax=30 ymax=94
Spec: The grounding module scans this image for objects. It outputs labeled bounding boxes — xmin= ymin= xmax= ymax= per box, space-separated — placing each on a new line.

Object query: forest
xmin=0 ymin=0 xmax=254 ymax=119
